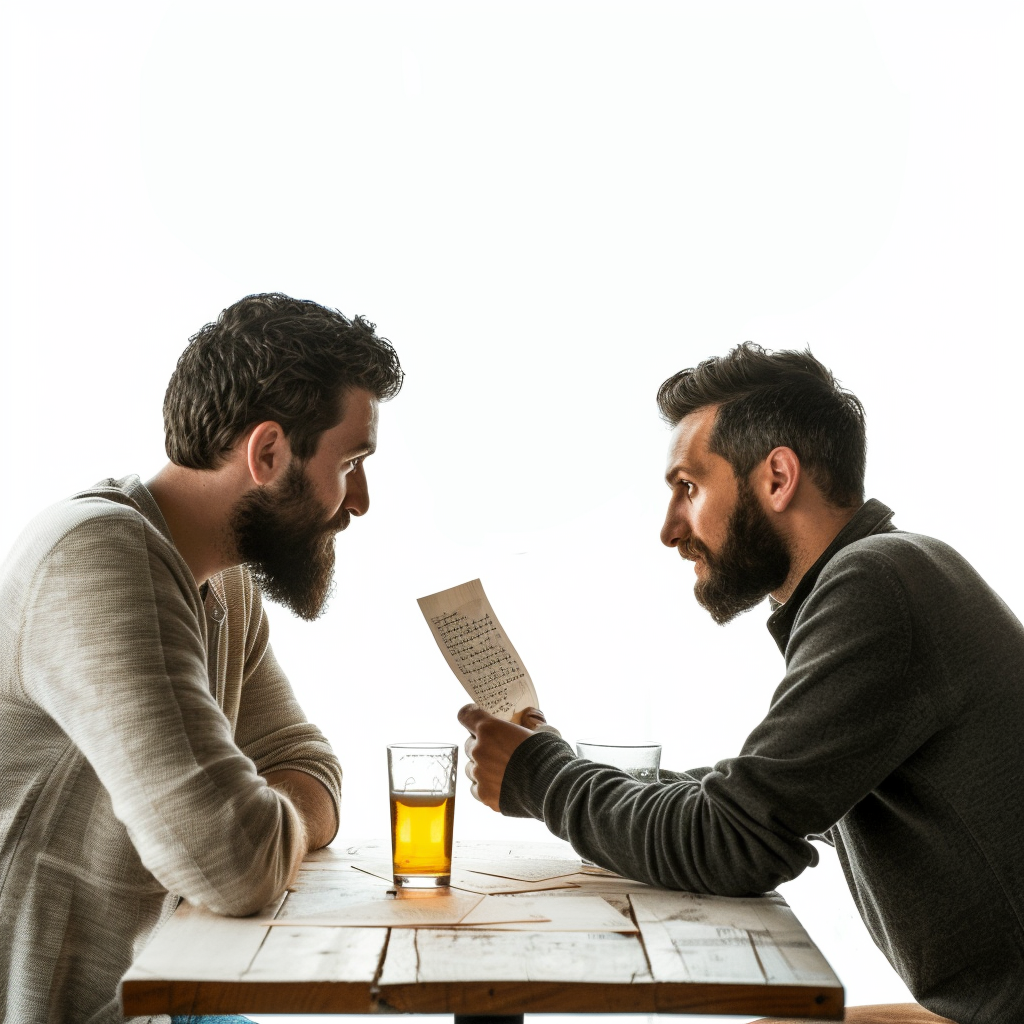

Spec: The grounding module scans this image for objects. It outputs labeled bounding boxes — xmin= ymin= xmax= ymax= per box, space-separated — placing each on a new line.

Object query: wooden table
xmin=121 ymin=839 xmax=844 ymax=1020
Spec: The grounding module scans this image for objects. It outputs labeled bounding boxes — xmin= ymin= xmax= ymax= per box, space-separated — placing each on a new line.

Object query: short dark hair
xmin=164 ymin=293 xmax=404 ymax=469
xmin=656 ymin=342 xmax=866 ymax=508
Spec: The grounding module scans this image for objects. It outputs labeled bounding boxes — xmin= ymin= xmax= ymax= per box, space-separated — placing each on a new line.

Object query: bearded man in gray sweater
xmin=460 ymin=343 xmax=1024 ymax=1024
xmin=0 ymin=293 xmax=403 ymax=1023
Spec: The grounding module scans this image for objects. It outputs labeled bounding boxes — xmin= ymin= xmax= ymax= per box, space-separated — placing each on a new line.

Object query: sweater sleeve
xmin=500 ymin=547 xmax=940 ymax=896
xmin=17 ymin=511 xmax=306 ymax=916
xmin=231 ymin=575 xmax=342 ymax=841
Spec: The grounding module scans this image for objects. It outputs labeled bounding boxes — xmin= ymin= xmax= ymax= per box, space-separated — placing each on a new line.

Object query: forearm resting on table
xmin=263 ymin=768 xmax=338 ymax=853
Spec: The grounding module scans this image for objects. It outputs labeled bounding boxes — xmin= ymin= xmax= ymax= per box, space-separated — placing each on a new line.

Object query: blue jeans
xmin=170 ymin=1017 xmax=253 ymax=1023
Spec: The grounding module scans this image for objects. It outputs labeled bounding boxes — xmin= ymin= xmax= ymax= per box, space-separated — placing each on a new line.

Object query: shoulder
xmin=794 ymin=534 xmax=919 ymax=640
xmin=1 ymin=479 xmax=190 ymax=606
xmin=821 ymin=530 xmax=970 ymax=588
xmin=805 ymin=529 xmax=987 ymax=640
xmin=6 ymin=483 xmax=152 ymax=568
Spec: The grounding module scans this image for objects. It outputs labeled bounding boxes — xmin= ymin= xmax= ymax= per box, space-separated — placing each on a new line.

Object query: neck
xmin=771 ymin=502 xmax=861 ymax=605
xmin=146 ymin=463 xmax=241 ymax=586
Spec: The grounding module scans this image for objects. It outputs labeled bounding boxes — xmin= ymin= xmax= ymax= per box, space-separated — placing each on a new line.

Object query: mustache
xmin=327 ymin=508 xmax=351 ymax=534
xmin=681 ymin=538 xmax=712 ymax=562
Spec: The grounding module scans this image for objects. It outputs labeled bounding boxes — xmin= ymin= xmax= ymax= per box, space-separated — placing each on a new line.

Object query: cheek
xmin=315 ymin=473 xmax=347 ymax=513
xmin=691 ymin=498 xmax=722 ymax=545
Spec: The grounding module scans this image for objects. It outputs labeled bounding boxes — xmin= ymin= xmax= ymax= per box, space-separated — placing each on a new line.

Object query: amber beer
xmin=390 ymin=791 xmax=455 ymax=884
xmin=386 ymin=743 xmax=458 ymax=888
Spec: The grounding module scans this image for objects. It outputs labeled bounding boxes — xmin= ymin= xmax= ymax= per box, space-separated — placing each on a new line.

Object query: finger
xmin=458 ymin=703 xmax=491 ymax=735
xmin=520 ymin=707 xmax=548 ymax=729
xmin=463 ymin=734 xmax=476 ymax=760
xmin=470 ymin=780 xmax=480 ymax=803
xmin=464 ymin=760 xmax=476 ymax=784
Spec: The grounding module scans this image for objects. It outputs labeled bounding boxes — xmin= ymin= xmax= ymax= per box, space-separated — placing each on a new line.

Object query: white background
xmin=1 ymin=2 xmax=1021 ymax=1020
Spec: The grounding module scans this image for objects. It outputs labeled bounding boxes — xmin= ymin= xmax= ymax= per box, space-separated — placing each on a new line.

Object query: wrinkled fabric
xmin=0 ymin=476 xmax=342 ymax=1023
xmin=502 ymin=500 xmax=1024 ymax=1024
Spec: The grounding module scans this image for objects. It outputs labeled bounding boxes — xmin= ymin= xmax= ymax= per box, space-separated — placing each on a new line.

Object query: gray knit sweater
xmin=0 ymin=476 xmax=343 ymax=1023
xmin=501 ymin=500 xmax=1024 ymax=1024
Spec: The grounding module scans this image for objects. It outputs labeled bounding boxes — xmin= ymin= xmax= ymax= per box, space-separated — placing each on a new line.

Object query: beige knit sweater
xmin=0 ymin=476 xmax=343 ymax=1023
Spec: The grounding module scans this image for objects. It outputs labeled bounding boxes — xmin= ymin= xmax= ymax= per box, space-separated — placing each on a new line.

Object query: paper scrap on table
xmin=352 ymin=862 xmax=580 ymax=895
xmin=567 ymin=872 xmax=653 ymax=894
xmin=417 ymin=578 xmax=538 ymax=722
xmin=459 ymin=895 xmax=552 ymax=926
xmin=462 ymin=895 xmax=638 ymax=933
xmin=272 ymin=891 xmax=557 ymax=929
xmin=460 ymin=857 xmax=582 ymax=882
xmin=268 ymin=891 xmax=484 ymax=928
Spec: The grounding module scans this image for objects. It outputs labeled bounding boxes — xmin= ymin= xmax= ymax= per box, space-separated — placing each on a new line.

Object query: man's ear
xmin=245 ymin=421 xmax=292 ymax=486
xmin=758 ymin=446 xmax=801 ymax=513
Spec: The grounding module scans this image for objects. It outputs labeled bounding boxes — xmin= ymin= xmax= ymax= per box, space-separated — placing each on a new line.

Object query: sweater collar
xmin=765 ymin=498 xmax=896 ymax=654
xmin=74 ymin=475 xmax=221 ymax=615
xmin=119 ymin=475 xmax=227 ymax=619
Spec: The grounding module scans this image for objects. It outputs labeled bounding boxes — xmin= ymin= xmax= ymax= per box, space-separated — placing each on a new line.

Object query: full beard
xmin=230 ymin=462 xmax=346 ymax=622
xmin=689 ymin=480 xmax=791 ymax=626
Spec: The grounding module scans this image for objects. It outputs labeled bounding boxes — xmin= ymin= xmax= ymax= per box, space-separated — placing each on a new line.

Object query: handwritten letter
xmin=418 ymin=579 xmax=539 ymax=722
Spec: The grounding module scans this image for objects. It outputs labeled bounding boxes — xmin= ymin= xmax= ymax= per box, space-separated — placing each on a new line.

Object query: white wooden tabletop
xmin=120 ymin=838 xmax=843 ymax=1020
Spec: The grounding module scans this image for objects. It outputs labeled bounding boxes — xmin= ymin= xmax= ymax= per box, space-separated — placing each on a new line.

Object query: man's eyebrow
xmin=665 ymin=460 xmax=695 ymax=484
xmin=345 ymin=441 xmax=376 ymax=459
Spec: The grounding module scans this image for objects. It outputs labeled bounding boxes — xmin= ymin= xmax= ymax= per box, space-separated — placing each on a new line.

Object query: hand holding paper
xmin=458 ymin=703 xmax=541 ymax=810
xmin=418 ymin=579 xmax=539 ymax=723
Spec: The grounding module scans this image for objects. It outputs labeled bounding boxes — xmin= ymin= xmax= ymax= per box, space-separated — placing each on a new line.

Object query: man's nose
xmin=344 ymin=464 xmax=370 ymax=517
xmin=660 ymin=501 xmax=687 ymax=549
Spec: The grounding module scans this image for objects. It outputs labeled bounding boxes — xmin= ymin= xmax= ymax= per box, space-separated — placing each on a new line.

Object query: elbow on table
xmin=191 ymin=840 xmax=301 ymax=917
xmin=702 ymin=846 xmax=814 ymax=898
xmin=173 ymin=797 xmax=305 ymax=917
xmin=647 ymin=832 xmax=813 ymax=897
xmin=202 ymin=884 xmax=282 ymax=918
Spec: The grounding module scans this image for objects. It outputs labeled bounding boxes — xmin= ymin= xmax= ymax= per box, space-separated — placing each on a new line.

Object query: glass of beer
xmin=387 ymin=743 xmax=458 ymax=888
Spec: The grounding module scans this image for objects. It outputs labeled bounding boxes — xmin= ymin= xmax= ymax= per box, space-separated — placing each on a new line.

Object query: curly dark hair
xmin=163 ymin=293 xmax=404 ymax=469
xmin=656 ymin=342 xmax=866 ymax=508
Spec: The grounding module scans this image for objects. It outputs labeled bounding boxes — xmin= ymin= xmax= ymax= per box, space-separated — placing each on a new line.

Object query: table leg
xmin=454 ymin=1016 xmax=524 ymax=1024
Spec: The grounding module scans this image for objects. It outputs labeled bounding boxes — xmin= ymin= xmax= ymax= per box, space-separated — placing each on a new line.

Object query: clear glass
xmin=387 ymin=743 xmax=457 ymax=888
xmin=576 ymin=740 xmax=662 ymax=783
xmin=575 ymin=740 xmax=662 ymax=874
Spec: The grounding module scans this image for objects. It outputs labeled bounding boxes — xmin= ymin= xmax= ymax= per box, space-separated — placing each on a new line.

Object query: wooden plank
xmin=124 ymin=895 xmax=285 ymax=982
xmin=631 ymin=891 xmax=841 ymax=986
xmin=247 ymin=925 xmax=386 ymax=982
xmin=752 ymin=929 xmax=843 ymax=987
xmin=121 ymin=890 xmax=387 ymax=1016
xmin=122 ymin=979 xmax=372 ymax=1017
xmin=639 ymin=918 xmax=767 ymax=984
xmin=377 ymin=927 xmax=653 ymax=1014
xmin=121 ymin=841 xmax=844 ymax=1020
xmin=227 ymin=925 xmax=386 ymax=1012
xmin=648 ymin=981 xmax=843 ymax=1018
xmin=630 ymin=891 xmax=844 ymax=1019
xmin=120 ymin=895 xmax=285 ymax=1015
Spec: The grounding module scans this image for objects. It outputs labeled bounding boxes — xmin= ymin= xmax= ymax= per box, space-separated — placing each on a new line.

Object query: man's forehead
xmin=344 ymin=388 xmax=378 ymax=426
xmin=665 ymin=406 xmax=717 ymax=476
xmin=329 ymin=388 xmax=379 ymax=451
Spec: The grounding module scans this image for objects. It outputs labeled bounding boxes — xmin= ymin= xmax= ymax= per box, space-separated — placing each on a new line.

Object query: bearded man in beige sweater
xmin=0 ymin=293 xmax=404 ymax=1023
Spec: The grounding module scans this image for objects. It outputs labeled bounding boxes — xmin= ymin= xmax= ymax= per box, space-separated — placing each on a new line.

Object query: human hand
xmin=457 ymin=704 xmax=551 ymax=810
